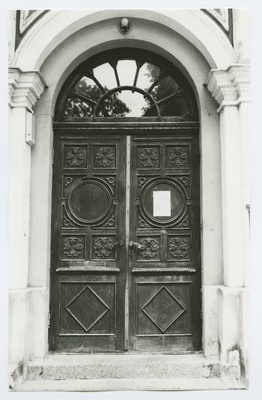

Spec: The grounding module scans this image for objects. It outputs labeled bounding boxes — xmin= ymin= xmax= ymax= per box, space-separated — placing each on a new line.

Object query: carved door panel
xmin=129 ymin=134 xmax=201 ymax=351
xmin=49 ymin=135 xmax=126 ymax=352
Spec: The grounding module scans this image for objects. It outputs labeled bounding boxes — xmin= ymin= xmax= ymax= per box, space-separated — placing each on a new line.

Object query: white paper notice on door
xmin=153 ymin=191 xmax=171 ymax=217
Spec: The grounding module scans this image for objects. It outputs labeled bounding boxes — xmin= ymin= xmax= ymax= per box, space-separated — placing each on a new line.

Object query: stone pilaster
xmin=206 ymin=65 xmax=250 ymax=383
xmin=207 ymin=65 xmax=250 ymax=288
xmin=9 ymin=68 xmax=47 ymax=372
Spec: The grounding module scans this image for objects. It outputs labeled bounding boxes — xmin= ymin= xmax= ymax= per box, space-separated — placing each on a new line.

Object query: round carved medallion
xmin=140 ymin=178 xmax=187 ymax=225
xmin=68 ymin=180 xmax=112 ymax=223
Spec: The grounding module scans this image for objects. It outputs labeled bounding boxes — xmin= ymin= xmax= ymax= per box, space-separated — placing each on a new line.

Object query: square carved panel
xmin=165 ymin=145 xmax=190 ymax=169
xmin=93 ymin=146 xmax=116 ymax=169
xmin=61 ymin=234 xmax=85 ymax=260
xmin=64 ymin=145 xmax=88 ymax=168
xmin=167 ymin=235 xmax=191 ymax=261
xmin=137 ymin=146 xmax=160 ymax=169
xmin=91 ymin=235 xmax=116 ymax=260
xmin=135 ymin=236 xmax=161 ymax=262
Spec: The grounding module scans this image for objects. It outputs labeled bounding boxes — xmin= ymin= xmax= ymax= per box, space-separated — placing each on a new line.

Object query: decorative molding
xmin=103 ymin=215 xmax=115 ymax=228
xmin=138 ymin=216 xmax=151 ymax=228
xmin=132 ymin=267 xmax=196 ymax=274
xmin=206 ymin=65 xmax=250 ymax=112
xmin=138 ymin=177 xmax=150 ymax=188
xmin=177 ymin=215 xmax=190 ymax=229
xmin=8 ymin=41 xmax=15 ymax=66
xmin=64 ymin=176 xmax=73 ymax=187
xmin=206 ymin=70 xmax=238 ymax=107
xmin=228 ymin=65 xmax=250 ymax=103
xmin=19 ymin=11 xmax=46 ymax=35
xmin=205 ymin=9 xmax=229 ymax=31
xmin=62 ymin=206 xmax=84 ymax=229
xmin=106 ymin=176 xmax=115 ymax=186
xmin=178 ymin=176 xmax=189 ymax=187
xmin=201 ymin=9 xmax=233 ymax=45
xmin=56 ymin=266 xmax=119 ymax=273
xmin=53 ymin=121 xmax=200 ymax=130
xmin=9 ymin=67 xmax=47 ymax=113
xmin=16 ymin=10 xmax=49 ymax=49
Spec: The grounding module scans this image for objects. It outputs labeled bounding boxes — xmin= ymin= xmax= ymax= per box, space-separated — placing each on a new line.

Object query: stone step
xmin=14 ymin=377 xmax=246 ymax=392
xmin=27 ymin=354 xmax=220 ymax=381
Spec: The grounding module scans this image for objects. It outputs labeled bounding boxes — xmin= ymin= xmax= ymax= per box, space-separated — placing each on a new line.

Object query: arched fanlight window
xmin=55 ymin=49 xmax=198 ymax=121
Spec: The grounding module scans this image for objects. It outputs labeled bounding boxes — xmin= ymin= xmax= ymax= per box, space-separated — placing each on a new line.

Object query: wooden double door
xmin=49 ymin=128 xmax=201 ymax=353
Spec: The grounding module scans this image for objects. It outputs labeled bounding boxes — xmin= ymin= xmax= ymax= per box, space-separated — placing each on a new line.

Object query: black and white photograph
xmin=2 ymin=1 xmax=262 ymax=399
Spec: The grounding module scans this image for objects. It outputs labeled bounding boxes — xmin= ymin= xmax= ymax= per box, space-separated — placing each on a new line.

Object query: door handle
xmin=114 ymin=239 xmax=124 ymax=247
xmin=129 ymin=241 xmax=142 ymax=249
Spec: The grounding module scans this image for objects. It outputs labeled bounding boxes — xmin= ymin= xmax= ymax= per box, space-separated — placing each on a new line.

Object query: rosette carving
xmin=66 ymin=147 xmax=85 ymax=167
xmin=95 ymin=147 xmax=115 ymax=168
xmin=93 ymin=237 xmax=114 ymax=258
xmin=168 ymin=147 xmax=188 ymax=168
xmin=138 ymin=237 xmax=159 ymax=259
xmin=139 ymin=148 xmax=158 ymax=168
xmin=168 ymin=237 xmax=189 ymax=258
xmin=63 ymin=237 xmax=84 ymax=258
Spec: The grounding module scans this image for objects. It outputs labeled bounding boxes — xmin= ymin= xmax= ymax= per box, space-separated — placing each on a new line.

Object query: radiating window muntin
xmin=56 ymin=49 xmax=198 ymax=121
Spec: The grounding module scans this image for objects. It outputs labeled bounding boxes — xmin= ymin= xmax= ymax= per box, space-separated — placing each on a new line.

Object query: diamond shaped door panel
xmin=60 ymin=283 xmax=114 ymax=334
xmin=137 ymin=283 xmax=190 ymax=335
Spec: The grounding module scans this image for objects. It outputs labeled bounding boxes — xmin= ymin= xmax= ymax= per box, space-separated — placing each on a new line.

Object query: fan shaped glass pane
xmin=159 ymin=97 xmax=189 ymax=117
xmin=136 ymin=63 xmax=160 ymax=91
xmin=150 ymin=75 xmax=179 ymax=101
xmin=117 ymin=60 xmax=137 ymax=86
xmin=63 ymin=97 xmax=93 ymax=118
xmin=93 ymin=63 xmax=117 ymax=90
xmin=75 ymin=77 xmax=101 ymax=96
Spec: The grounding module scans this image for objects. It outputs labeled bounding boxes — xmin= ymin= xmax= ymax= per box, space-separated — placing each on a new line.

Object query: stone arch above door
xmin=14 ymin=9 xmax=233 ymax=71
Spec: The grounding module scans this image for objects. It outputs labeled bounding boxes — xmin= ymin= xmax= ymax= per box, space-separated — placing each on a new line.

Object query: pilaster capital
xmin=228 ymin=65 xmax=250 ymax=103
xmin=206 ymin=64 xmax=250 ymax=112
xmin=9 ymin=67 xmax=47 ymax=113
